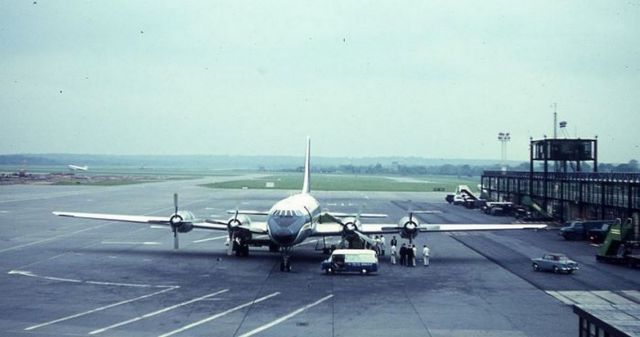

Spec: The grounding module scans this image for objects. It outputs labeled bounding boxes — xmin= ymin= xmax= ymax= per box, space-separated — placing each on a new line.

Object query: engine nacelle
xmin=227 ymin=214 xmax=252 ymax=229
xmin=398 ymin=216 xmax=419 ymax=241
xmin=341 ymin=217 xmax=360 ymax=234
xmin=170 ymin=211 xmax=196 ymax=233
xmin=227 ymin=214 xmax=253 ymax=242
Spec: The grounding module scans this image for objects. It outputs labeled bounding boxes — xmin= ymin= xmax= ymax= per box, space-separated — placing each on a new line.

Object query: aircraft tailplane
xmin=302 ymin=137 xmax=311 ymax=194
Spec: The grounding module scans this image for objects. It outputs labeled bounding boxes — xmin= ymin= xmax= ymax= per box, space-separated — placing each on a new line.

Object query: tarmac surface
xmin=1 ymin=176 xmax=638 ymax=337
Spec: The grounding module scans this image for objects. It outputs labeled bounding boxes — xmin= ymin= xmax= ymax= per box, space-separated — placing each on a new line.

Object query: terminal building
xmin=482 ymin=137 xmax=640 ymax=336
xmin=481 ymin=138 xmax=640 ymax=222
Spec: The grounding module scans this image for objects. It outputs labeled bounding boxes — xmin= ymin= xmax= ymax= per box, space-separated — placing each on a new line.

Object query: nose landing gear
xmin=279 ymin=247 xmax=293 ymax=272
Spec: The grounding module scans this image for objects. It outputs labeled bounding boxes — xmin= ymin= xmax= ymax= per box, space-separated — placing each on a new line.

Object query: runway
xmin=1 ymin=177 xmax=638 ymax=337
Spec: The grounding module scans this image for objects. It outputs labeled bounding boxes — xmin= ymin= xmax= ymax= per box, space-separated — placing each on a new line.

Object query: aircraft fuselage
xmin=266 ymin=193 xmax=321 ymax=247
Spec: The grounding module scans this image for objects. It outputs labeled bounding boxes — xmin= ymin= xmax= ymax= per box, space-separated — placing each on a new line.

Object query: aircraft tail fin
xmin=302 ymin=137 xmax=311 ymax=194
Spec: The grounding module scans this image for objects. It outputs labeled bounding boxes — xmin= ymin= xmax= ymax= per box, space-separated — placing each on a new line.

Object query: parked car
xmin=321 ymin=249 xmax=378 ymax=275
xmin=587 ymin=223 xmax=612 ymax=244
xmin=531 ymin=253 xmax=579 ymax=274
xmin=559 ymin=220 xmax=614 ymax=240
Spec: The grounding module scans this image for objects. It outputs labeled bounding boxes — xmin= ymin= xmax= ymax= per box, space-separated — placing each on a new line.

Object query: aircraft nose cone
xmin=272 ymin=229 xmax=295 ymax=246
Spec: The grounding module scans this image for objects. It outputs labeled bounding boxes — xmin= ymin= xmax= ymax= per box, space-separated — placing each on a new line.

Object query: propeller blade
xmin=173 ymin=228 xmax=179 ymax=249
xmin=227 ymin=232 xmax=235 ymax=256
xmin=174 ymin=193 xmax=179 ymax=215
xmin=407 ymin=199 xmax=413 ymax=222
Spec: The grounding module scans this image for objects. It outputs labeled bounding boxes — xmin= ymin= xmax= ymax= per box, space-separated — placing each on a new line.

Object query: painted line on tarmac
xmin=8 ymin=270 xmax=178 ymax=289
xmin=101 ymin=241 xmax=162 ymax=245
xmin=24 ymin=287 xmax=176 ymax=331
xmin=89 ymin=289 xmax=229 ymax=335
xmin=192 ymin=235 xmax=228 ymax=243
xmin=1 ymin=197 xmax=210 ymax=254
xmin=0 ymin=191 xmax=96 ymax=204
xmin=237 ymin=294 xmax=334 ymax=337
xmin=0 ymin=224 xmax=108 ymax=253
xmin=8 ymin=270 xmax=82 ymax=283
xmin=157 ymin=292 xmax=281 ymax=337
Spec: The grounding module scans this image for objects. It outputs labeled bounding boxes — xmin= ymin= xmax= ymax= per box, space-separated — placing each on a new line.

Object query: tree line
xmin=294 ymin=159 xmax=640 ymax=177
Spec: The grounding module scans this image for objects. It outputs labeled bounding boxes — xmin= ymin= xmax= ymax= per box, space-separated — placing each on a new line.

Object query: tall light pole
xmin=498 ymin=132 xmax=511 ymax=171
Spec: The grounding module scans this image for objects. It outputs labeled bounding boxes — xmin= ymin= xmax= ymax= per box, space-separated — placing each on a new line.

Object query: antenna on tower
xmin=553 ymin=103 xmax=557 ymax=139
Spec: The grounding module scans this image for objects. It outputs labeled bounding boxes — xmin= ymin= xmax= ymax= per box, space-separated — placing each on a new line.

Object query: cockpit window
xmin=272 ymin=209 xmax=303 ymax=218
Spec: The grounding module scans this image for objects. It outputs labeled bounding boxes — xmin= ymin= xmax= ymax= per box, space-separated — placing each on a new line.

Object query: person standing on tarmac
xmin=411 ymin=244 xmax=417 ymax=267
xmin=422 ymin=244 xmax=430 ymax=267
xmin=390 ymin=243 xmax=397 ymax=265
xmin=399 ymin=243 xmax=407 ymax=266
xmin=380 ymin=235 xmax=386 ymax=256
xmin=406 ymin=244 xmax=415 ymax=267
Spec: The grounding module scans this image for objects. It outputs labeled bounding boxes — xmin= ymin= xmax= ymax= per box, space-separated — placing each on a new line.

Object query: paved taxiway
xmin=1 ymin=176 xmax=638 ymax=337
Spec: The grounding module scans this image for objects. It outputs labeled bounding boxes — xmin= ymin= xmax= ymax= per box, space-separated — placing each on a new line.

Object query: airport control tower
xmin=529 ymin=137 xmax=598 ymax=174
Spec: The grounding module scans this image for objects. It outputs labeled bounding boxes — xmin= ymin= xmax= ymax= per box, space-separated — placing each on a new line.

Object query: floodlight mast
xmin=498 ymin=132 xmax=511 ymax=171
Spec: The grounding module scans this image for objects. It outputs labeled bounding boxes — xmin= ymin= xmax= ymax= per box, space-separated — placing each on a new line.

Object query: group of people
xmin=365 ymin=235 xmax=430 ymax=267
xmin=387 ymin=236 xmax=430 ymax=267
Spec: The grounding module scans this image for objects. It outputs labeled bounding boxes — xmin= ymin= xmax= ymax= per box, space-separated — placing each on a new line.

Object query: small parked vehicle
xmin=587 ymin=223 xmax=612 ymax=244
xmin=531 ymin=253 xmax=579 ymax=274
xmin=321 ymin=249 xmax=378 ymax=275
xmin=559 ymin=220 xmax=614 ymax=240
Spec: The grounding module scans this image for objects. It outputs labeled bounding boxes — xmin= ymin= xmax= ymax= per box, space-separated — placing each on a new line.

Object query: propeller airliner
xmin=68 ymin=165 xmax=88 ymax=172
xmin=53 ymin=138 xmax=546 ymax=272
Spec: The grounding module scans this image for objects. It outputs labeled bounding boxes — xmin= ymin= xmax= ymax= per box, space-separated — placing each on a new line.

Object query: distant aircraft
xmin=67 ymin=165 xmax=88 ymax=172
xmin=53 ymin=138 xmax=546 ymax=272
xmin=446 ymin=184 xmax=514 ymax=210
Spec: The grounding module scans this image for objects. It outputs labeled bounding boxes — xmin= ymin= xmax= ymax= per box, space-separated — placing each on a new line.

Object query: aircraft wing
xmin=202 ymin=220 xmax=268 ymax=234
xmin=226 ymin=210 xmax=270 ymax=216
xmin=418 ymin=223 xmax=547 ymax=232
xmin=52 ymin=211 xmax=171 ymax=224
xmin=375 ymin=223 xmax=548 ymax=232
xmin=312 ymin=223 xmax=343 ymax=236
xmin=312 ymin=221 xmax=546 ymax=236
xmin=311 ymin=222 xmax=398 ymax=236
xmin=327 ymin=212 xmax=388 ymax=219
xmin=52 ymin=211 xmax=268 ymax=233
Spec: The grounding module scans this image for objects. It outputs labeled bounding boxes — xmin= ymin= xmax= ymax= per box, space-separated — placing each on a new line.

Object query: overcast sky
xmin=1 ymin=1 xmax=639 ymax=162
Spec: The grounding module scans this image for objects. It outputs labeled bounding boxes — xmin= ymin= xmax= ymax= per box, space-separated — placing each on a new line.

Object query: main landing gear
xmin=228 ymin=232 xmax=250 ymax=257
xmin=279 ymin=247 xmax=293 ymax=272
xmin=234 ymin=240 xmax=249 ymax=257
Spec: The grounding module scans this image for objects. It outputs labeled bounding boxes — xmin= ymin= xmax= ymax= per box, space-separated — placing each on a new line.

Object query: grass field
xmin=0 ymin=165 xmax=239 ymax=177
xmin=51 ymin=179 xmax=158 ymax=186
xmin=201 ymin=173 xmax=478 ymax=192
